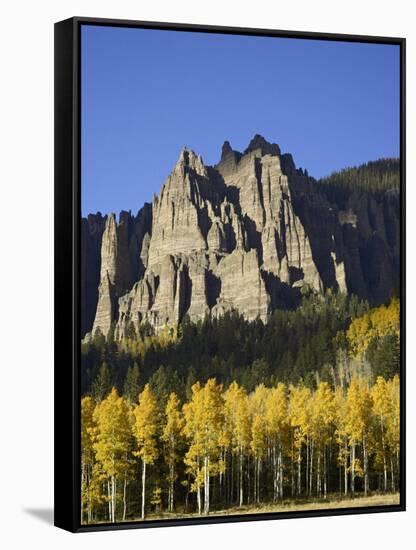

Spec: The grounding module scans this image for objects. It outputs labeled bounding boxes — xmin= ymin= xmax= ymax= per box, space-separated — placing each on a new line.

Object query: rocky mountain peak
xmin=221 ymin=140 xmax=234 ymax=160
xmin=82 ymin=138 xmax=400 ymax=340
xmin=244 ymin=134 xmax=281 ymax=157
xmin=176 ymin=146 xmax=206 ymax=176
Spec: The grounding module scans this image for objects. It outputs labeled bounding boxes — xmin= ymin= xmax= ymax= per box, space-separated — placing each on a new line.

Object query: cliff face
xmin=82 ymin=135 xmax=400 ymax=339
xmin=89 ymin=204 xmax=152 ymax=337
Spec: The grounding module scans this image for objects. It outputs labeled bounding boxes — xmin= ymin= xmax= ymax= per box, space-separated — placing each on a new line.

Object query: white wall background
xmin=0 ymin=0 xmax=414 ymax=548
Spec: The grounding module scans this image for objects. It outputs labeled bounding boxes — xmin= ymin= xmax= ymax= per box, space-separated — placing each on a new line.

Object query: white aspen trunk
xmin=141 ymin=460 xmax=146 ymax=520
xmin=169 ymin=462 xmax=174 ymax=512
xmin=107 ymin=480 xmax=111 ymax=521
xmin=87 ymin=468 xmax=92 ymax=523
xmin=306 ymin=436 xmax=309 ymax=497
xmin=81 ymin=465 xmax=85 ymax=522
xmin=123 ymin=478 xmax=127 ymax=521
xmin=323 ymin=446 xmax=327 ymax=498
xmin=339 ymin=455 xmax=342 ymax=495
xmin=309 ymin=441 xmax=314 ymax=496
xmin=291 ymin=439 xmax=295 ymax=498
xmin=381 ymin=418 xmax=387 ymax=492
xmin=203 ymin=456 xmax=207 ymax=513
xmin=239 ymin=447 xmax=244 ymax=507
xmin=390 ymin=456 xmax=395 ymax=492
xmin=203 ymin=455 xmax=210 ymax=515
xmin=206 ymin=465 xmax=210 ymax=514
xmin=230 ymin=452 xmax=234 ymax=504
xmin=350 ymin=445 xmax=355 ymax=496
xmin=363 ymin=436 xmax=368 ymax=496
xmin=219 ymin=449 xmax=223 ymax=500
xmin=272 ymin=446 xmax=277 ymax=502
xmin=297 ymin=446 xmax=302 ymax=497
xmin=317 ymin=452 xmax=321 ymax=497
xmin=344 ymin=442 xmax=348 ymax=495
xmin=279 ymin=448 xmax=283 ymax=499
xmin=396 ymin=449 xmax=400 ymax=488
xmin=253 ymin=458 xmax=256 ymax=503
xmin=226 ymin=450 xmax=229 ymax=504
xmin=113 ymin=476 xmax=117 ymax=523
xmin=248 ymin=454 xmax=251 ymax=504
xmin=257 ymin=458 xmax=261 ymax=502
xmin=197 ymin=481 xmax=201 ymax=515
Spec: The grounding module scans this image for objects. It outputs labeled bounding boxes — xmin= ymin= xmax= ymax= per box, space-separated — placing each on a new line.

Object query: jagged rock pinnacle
xmin=221 ymin=140 xmax=234 ymax=160
xmin=244 ymin=134 xmax=281 ymax=156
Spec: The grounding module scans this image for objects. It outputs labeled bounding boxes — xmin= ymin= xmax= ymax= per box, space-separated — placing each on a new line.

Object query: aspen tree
xmin=162 ymin=392 xmax=184 ymax=512
xmin=289 ymin=385 xmax=311 ymax=497
xmin=311 ymin=382 xmax=336 ymax=498
xmin=265 ymin=383 xmax=288 ymax=501
xmin=334 ymin=387 xmax=349 ymax=495
xmin=133 ymin=384 xmax=159 ymax=519
xmin=183 ymin=382 xmax=203 ymax=514
xmin=386 ymin=376 xmax=400 ymax=491
xmin=250 ymin=385 xmax=269 ymax=503
xmin=92 ymin=388 xmax=132 ymax=522
xmin=183 ymin=379 xmax=224 ymax=515
xmin=81 ymin=396 xmax=95 ymax=523
xmin=345 ymin=378 xmax=373 ymax=496
xmin=224 ymin=382 xmax=251 ymax=506
xmin=371 ymin=377 xmax=390 ymax=491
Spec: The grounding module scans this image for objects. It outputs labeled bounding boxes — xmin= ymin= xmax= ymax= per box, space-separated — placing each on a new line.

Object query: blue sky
xmin=81 ymin=25 xmax=400 ymax=216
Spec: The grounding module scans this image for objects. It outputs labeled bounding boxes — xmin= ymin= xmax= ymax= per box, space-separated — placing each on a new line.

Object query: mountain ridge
xmin=81 ymin=136 xmax=400 ymax=339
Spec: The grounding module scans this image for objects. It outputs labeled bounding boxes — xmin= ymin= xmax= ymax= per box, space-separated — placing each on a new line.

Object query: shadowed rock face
xmin=85 ymin=204 xmax=152 ymax=338
xmin=82 ymin=136 xmax=400 ymax=339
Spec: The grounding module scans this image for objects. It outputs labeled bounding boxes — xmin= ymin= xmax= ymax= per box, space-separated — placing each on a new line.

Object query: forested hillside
xmin=80 ymin=297 xmax=400 ymax=524
xmin=81 ymin=294 xmax=399 ymax=400
xmin=317 ymin=158 xmax=400 ymax=208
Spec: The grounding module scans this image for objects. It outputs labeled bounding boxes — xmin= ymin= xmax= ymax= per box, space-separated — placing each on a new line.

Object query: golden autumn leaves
xmin=81 ymin=374 xmax=400 ymax=524
xmin=347 ymin=298 xmax=399 ymax=357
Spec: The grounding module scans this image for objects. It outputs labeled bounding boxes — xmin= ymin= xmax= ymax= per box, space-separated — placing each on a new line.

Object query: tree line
xmin=81 ymin=294 xmax=399 ymax=402
xmin=316 ymin=158 xmax=399 ymax=209
xmin=81 ymin=374 xmax=400 ymax=524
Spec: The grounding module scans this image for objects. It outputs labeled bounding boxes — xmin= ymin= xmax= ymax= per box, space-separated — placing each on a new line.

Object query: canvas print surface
xmin=80 ymin=25 xmax=401 ymax=525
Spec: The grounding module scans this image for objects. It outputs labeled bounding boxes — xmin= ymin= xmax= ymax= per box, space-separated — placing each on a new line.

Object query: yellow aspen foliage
xmin=265 ymin=383 xmax=289 ymax=500
xmin=133 ymin=384 xmax=159 ymax=519
xmin=386 ymin=376 xmax=400 ymax=466
xmin=345 ymin=378 xmax=373 ymax=445
xmin=334 ymin=387 xmax=350 ymax=493
xmin=289 ymin=385 xmax=312 ymax=451
xmin=91 ymin=388 xmax=133 ymax=522
xmin=312 ymin=382 xmax=336 ymax=444
xmin=80 ymin=372 xmax=400 ymax=522
xmin=183 ymin=379 xmax=225 ymax=514
xmin=249 ymin=384 xmax=269 ymax=460
xmin=120 ymin=323 xmax=179 ymax=358
xmin=223 ymin=382 xmax=251 ymax=506
xmin=81 ymin=396 xmax=96 ymax=523
xmin=265 ymin=383 xmax=288 ymax=438
xmin=371 ymin=376 xmax=393 ymax=490
xmin=288 ymin=385 xmax=312 ymax=496
xmin=347 ymin=298 xmax=400 ymax=357
xmin=162 ymin=392 xmax=184 ymax=512
xmin=249 ymin=384 xmax=270 ymax=502
xmin=345 ymin=378 xmax=373 ymax=494
xmin=224 ymin=382 xmax=251 ymax=454
xmin=133 ymin=384 xmax=159 ymax=464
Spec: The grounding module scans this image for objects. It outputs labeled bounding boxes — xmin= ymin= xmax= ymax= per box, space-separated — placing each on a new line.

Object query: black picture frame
xmin=54 ymin=16 xmax=406 ymax=533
